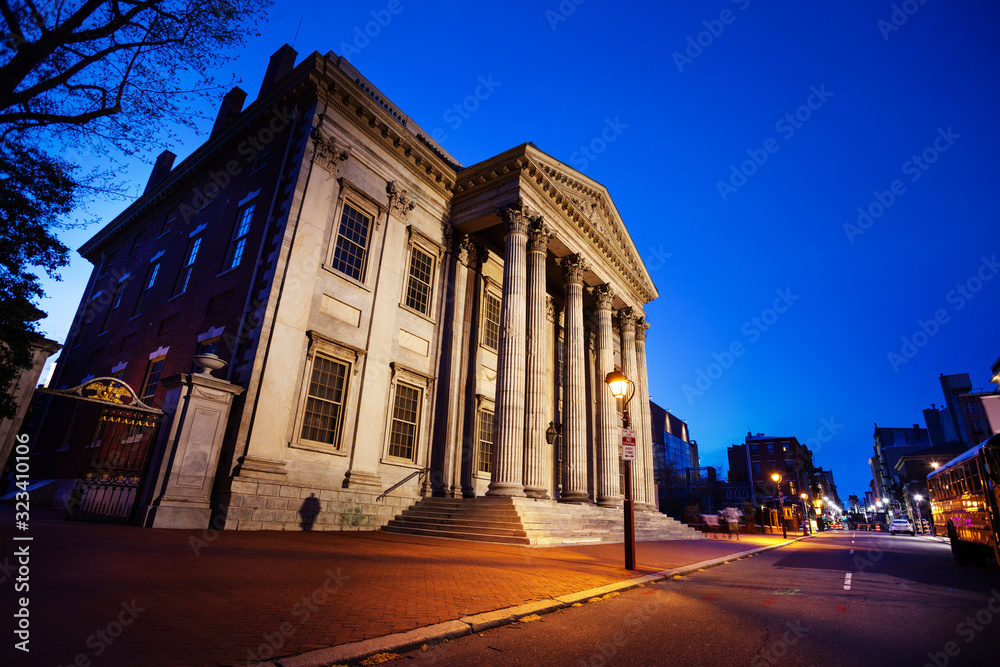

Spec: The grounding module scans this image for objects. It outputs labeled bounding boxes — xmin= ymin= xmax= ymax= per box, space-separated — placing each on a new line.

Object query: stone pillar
xmin=635 ymin=318 xmax=656 ymax=511
xmin=435 ymin=235 xmax=474 ymax=496
xmin=460 ymin=245 xmax=486 ymax=498
xmin=591 ymin=284 xmax=621 ymax=507
xmin=523 ymin=220 xmax=552 ymax=499
xmin=137 ymin=370 xmax=244 ymax=528
xmin=558 ymin=253 xmax=590 ymax=503
xmin=619 ymin=308 xmax=644 ymax=506
xmin=487 ymin=204 xmax=530 ymax=497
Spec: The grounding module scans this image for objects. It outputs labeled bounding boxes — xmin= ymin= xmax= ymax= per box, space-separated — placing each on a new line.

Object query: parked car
xmin=889 ymin=518 xmax=915 ymax=535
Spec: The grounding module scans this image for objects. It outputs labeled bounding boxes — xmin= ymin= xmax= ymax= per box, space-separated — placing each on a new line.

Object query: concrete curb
xmin=270 ymin=536 xmax=807 ymax=666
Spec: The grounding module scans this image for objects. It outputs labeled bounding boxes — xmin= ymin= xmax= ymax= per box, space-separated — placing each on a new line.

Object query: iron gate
xmin=39 ymin=378 xmax=163 ymax=524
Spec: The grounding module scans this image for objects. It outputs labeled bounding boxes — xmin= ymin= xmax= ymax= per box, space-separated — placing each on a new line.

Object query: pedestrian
xmin=723 ymin=506 xmax=741 ymax=540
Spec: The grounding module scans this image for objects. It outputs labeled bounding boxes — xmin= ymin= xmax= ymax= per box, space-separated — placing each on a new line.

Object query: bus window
xmin=970 ymin=463 xmax=983 ymax=493
xmin=957 ymin=466 xmax=969 ymax=495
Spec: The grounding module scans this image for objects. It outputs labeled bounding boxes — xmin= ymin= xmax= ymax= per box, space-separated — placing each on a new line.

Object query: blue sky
xmin=37 ymin=0 xmax=1000 ymax=500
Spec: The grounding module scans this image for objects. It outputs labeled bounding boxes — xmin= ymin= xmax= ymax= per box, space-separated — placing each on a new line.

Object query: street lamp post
xmin=605 ymin=370 xmax=635 ymax=571
xmin=800 ymin=492 xmax=810 ymax=535
xmin=771 ymin=472 xmax=787 ymax=539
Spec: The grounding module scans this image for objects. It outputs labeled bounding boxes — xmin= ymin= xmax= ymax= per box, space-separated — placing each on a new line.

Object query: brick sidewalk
xmin=0 ymin=507 xmax=793 ymax=667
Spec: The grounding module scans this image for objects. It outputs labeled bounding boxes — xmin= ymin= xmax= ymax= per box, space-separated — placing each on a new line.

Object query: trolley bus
xmin=927 ymin=434 xmax=1000 ymax=566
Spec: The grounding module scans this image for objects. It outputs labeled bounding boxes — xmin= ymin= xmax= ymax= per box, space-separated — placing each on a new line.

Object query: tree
xmin=0 ymin=143 xmax=74 ymax=418
xmin=1 ymin=0 xmax=272 ymax=151
xmin=0 ymin=0 xmax=272 ymax=418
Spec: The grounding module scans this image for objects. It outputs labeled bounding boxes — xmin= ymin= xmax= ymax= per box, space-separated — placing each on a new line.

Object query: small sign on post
xmin=621 ymin=428 xmax=636 ymax=461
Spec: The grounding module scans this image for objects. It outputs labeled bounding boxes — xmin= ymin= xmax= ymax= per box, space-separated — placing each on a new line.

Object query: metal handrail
xmin=376 ymin=468 xmax=429 ymax=502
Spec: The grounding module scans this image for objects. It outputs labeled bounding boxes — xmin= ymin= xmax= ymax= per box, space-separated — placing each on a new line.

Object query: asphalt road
xmin=396 ymin=532 xmax=1000 ymax=667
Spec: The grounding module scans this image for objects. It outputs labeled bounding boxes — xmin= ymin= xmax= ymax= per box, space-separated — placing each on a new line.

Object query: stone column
xmin=436 ymin=235 xmax=475 ymax=496
xmin=136 ymin=370 xmax=244 ymax=528
xmin=591 ymin=284 xmax=621 ymax=507
xmin=619 ymin=308 xmax=644 ymax=506
xmin=523 ymin=221 xmax=552 ymax=499
xmin=487 ymin=204 xmax=530 ymax=497
xmin=635 ymin=318 xmax=656 ymax=511
xmin=460 ymin=244 xmax=486 ymax=498
xmin=558 ymin=253 xmax=590 ymax=503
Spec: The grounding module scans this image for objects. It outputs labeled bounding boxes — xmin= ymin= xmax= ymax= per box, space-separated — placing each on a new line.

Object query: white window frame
xmin=289 ymin=330 xmax=366 ymax=456
xmin=323 ymin=178 xmax=385 ymax=288
xmin=380 ymin=362 xmax=434 ymax=468
xmin=481 ymin=280 xmax=502 ymax=352
xmin=399 ymin=226 xmax=443 ymax=321
xmin=474 ymin=396 xmax=495 ymax=478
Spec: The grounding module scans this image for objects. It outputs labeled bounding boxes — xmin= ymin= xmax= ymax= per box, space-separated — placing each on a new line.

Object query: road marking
xmin=850 ymin=549 xmax=854 ymax=554
xmin=843 ymin=573 xmax=852 ymax=591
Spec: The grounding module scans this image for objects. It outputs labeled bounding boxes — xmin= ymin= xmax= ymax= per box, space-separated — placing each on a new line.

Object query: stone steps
xmin=382 ymin=497 xmax=704 ymax=545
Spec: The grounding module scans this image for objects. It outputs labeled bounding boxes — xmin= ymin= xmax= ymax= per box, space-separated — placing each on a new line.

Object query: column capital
xmin=635 ymin=317 xmax=650 ymax=342
xmin=527 ymin=220 xmax=552 ymax=253
xmin=557 ymin=253 xmax=588 ymax=286
xmin=457 ymin=234 xmax=485 ymax=270
xmin=496 ymin=200 xmax=533 ymax=237
xmin=589 ymin=284 xmax=615 ymax=311
xmin=618 ymin=307 xmax=637 ymax=334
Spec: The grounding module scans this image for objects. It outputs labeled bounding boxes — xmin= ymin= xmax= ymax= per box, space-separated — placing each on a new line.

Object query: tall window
xmin=750 ymin=444 xmax=759 ymax=456
xmin=100 ymin=281 xmax=125 ymax=333
xmin=133 ymin=261 xmax=160 ymax=316
xmin=300 ymin=356 xmax=348 ymax=446
xmin=226 ymin=204 xmax=255 ymax=270
xmin=330 ymin=203 xmax=372 ymax=281
xmin=175 ymin=236 xmax=201 ymax=295
xmin=482 ymin=292 xmax=501 ymax=350
xmin=161 ymin=214 xmax=176 ymax=236
xmin=141 ymin=357 xmax=165 ymax=398
xmin=388 ymin=383 xmax=421 ymax=461
xmin=127 ymin=234 xmax=142 ymax=258
xmin=766 ymin=443 xmax=774 ymax=454
xmin=752 ymin=461 xmax=761 ymax=476
xmin=477 ymin=409 xmax=494 ymax=474
xmin=404 ymin=246 xmax=434 ymax=315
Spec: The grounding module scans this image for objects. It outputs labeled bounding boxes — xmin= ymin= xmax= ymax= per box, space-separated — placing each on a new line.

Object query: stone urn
xmin=191 ymin=353 xmax=227 ymax=377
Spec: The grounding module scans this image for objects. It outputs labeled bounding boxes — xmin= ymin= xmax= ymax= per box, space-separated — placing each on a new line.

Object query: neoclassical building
xmin=34 ymin=45 xmax=693 ymax=540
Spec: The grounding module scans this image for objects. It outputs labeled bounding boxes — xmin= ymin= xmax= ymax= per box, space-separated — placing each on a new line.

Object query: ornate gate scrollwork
xmin=39 ymin=378 xmax=163 ymax=524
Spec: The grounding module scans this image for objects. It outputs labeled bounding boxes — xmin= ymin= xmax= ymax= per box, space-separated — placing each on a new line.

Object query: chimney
xmin=210 ymin=87 xmax=247 ymax=138
xmin=143 ymin=150 xmax=176 ymax=194
xmin=258 ymin=44 xmax=298 ymax=98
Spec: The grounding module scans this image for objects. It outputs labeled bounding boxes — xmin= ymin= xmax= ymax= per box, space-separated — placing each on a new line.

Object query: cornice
xmin=314 ymin=62 xmax=458 ymax=198
xmin=78 ymin=70 xmax=318 ymax=259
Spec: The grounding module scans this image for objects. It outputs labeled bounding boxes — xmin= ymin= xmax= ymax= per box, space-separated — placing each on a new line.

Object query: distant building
xmin=813 ymin=467 xmax=841 ymax=510
xmin=924 ymin=373 xmax=999 ymax=449
xmin=848 ymin=494 xmax=860 ymax=513
xmin=728 ymin=431 xmax=817 ymax=506
xmin=649 ymin=401 xmax=705 ymax=516
xmin=871 ymin=424 xmax=932 ymax=510
xmin=1 ymin=334 xmax=61 ymax=476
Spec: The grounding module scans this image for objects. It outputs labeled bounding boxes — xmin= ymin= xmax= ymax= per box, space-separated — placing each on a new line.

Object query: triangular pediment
xmin=450 ymin=144 xmax=659 ymax=305
xmin=524 ymin=147 xmax=658 ymax=304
